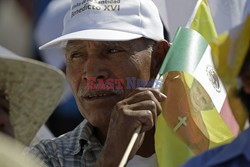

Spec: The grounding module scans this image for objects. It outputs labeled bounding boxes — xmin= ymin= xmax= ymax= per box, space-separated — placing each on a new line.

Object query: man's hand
xmin=96 ymin=88 xmax=166 ymax=167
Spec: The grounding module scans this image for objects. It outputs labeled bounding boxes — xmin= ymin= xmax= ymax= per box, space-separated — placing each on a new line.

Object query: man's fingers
xmin=125 ymin=89 xmax=166 ymax=104
xmin=126 ymin=88 xmax=166 ymax=102
xmin=124 ymin=90 xmax=164 ymax=115
xmin=137 ymin=88 xmax=167 ymax=102
xmin=127 ymin=110 xmax=154 ymax=133
xmin=128 ymin=100 xmax=158 ymax=124
xmin=112 ymin=88 xmax=167 ymax=137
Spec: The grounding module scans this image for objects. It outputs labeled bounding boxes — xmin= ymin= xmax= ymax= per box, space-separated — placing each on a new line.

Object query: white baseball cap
xmin=40 ymin=0 xmax=164 ymax=49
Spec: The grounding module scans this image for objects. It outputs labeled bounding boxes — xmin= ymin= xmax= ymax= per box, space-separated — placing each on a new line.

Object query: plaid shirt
xmin=30 ymin=121 xmax=103 ymax=167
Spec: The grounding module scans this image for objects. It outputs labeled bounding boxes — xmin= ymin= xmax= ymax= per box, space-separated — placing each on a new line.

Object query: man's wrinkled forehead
xmin=65 ymin=38 xmax=155 ymax=52
xmin=67 ymin=40 xmax=131 ymax=48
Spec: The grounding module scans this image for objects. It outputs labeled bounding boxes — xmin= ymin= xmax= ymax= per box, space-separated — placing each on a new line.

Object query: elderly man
xmin=31 ymin=0 xmax=169 ymax=166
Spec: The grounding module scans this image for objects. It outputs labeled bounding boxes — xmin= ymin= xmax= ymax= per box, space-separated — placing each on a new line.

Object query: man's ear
xmin=151 ymin=40 xmax=170 ymax=77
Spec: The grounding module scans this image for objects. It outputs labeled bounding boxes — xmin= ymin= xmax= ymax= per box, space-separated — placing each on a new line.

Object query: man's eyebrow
xmin=65 ymin=43 xmax=86 ymax=52
xmin=66 ymin=41 xmax=132 ymax=52
xmin=102 ymin=41 xmax=130 ymax=46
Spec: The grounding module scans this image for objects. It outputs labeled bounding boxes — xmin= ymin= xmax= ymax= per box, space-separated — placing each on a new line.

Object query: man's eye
xmin=70 ymin=53 xmax=82 ymax=59
xmin=108 ymin=49 xmax=118 ymax=53
xmin=108 ymin=48 xmax=124 ymax=54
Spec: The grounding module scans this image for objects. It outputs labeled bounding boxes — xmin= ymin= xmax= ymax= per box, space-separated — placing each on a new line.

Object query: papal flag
xmin=155 ymin=27 xmax=236 ymax=167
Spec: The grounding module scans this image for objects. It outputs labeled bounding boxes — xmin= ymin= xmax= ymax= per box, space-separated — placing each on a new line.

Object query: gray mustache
xmin=77 ymin=88 xmax=124 ymax=97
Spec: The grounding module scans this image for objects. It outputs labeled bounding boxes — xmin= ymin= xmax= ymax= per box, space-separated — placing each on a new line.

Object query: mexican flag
xmin=211 ymin=16 xmax=250 ymax=130
xmin=155 ymin=27 xmax=237 ymax=166
xmin=186 ymin=0 xmax=239 ymax=136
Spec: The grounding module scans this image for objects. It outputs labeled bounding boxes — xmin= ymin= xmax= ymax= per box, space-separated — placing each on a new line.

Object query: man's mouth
xmin=78 ymin=89 xmax=123 ymax=101
xmin=85 ymin=92 xmax=116 ymax=100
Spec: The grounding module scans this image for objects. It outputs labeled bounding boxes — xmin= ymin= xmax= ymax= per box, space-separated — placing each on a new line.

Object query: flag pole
xmin=118 ymin=74 xmax=163 ymax=167
xmin=118 ymin=126 xmax=141 ymax=167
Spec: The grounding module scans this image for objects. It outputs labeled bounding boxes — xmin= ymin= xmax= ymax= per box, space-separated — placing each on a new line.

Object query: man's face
xmin=65 ymin=38 xmax=155 ymax=130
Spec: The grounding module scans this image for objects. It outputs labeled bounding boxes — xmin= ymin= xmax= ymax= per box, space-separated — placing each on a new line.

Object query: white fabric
xmin=153 ymin=0 xmax=247 ymax=41
xmin=153 ymin=0 xmax=197 ymax=41
xmin=40 ymin=0 xmax=164 ymax=49
xmin=209 ymin=0 xmax=247 ymax=35
xmin=127 ymin=154 xmax=158 ymax=167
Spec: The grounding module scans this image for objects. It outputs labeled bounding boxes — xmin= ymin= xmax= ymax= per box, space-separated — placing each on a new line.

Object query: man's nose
xmin=83 ymin=57 xmax=110 ymax=80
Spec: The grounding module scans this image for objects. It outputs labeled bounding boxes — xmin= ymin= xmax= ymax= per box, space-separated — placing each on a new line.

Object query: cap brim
xmin=40 ymin=29 xmax=143 ymax=49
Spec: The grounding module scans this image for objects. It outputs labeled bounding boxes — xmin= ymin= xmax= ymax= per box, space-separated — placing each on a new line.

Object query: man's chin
xmin=81 ymin=107 xmax=113 ymax=127
xmin=89 ymin=116 xmax=110 ymax=135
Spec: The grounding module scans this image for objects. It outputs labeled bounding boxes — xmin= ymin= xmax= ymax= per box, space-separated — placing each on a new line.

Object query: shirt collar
xmin=70 ymin=120 xmax=102 ymax=155
xmin=206 ymin=128 xmax=250 ymax=166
